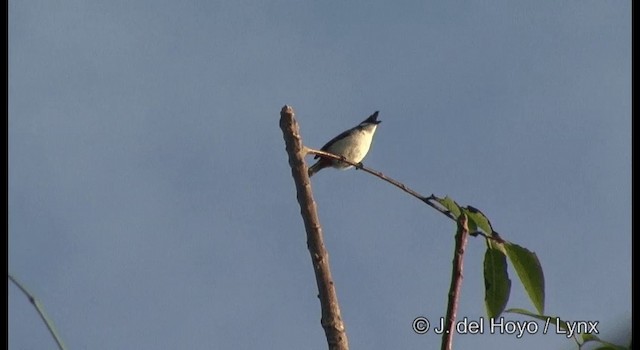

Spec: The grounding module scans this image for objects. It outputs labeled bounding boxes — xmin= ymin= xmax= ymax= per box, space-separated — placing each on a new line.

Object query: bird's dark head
xmin=361 ymin=111 xmax=381 ymax=126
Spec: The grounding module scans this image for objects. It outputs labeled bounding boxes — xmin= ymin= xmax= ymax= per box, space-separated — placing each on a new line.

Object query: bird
xmin=308 ymin=111 xmax=381 ymax=177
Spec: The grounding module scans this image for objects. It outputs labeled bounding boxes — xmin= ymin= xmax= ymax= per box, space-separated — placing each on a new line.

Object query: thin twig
xmin=8 ymin=273 xmax=67 ymax=350
xmin=305 ymin=148 xmax=504 ymax=243
xmin=306 ymin=148 xmax=454 ymax=218
xmin=280 ymin=106 xmax=349 ymax=350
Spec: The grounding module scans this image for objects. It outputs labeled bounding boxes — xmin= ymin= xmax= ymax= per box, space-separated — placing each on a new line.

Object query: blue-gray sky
xmin=9 ymin=1 xmax=630 ymax=349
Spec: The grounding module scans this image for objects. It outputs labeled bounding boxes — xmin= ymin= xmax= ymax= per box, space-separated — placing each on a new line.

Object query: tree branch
xmin=306 ymin=148 xmax=504 ymax=243
xmin=306 ymin=148 xmax=455 ymax=217
xmin=440 ymin=214 xmax=470 ymax=350
xmin=279 ymin=105 xmax=349 ymax=350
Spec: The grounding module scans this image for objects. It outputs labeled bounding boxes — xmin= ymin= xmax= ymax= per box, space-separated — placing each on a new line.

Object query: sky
xmin=8 ymin=1 xmax=631 ymax=349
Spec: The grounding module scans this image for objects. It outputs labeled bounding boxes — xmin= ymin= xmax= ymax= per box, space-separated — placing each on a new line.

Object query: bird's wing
xmin=314 ymin=127 xmax=357 ymax=159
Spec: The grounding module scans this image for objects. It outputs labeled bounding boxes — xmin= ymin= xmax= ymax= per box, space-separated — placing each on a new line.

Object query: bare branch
xmin=306 ymin=148 xmax=504 ymax=243
xmin=306 ymin=148 xmax=454 ymax=217
xmin=279 ymin=106 xmax=349 ymax=350
xmin=440 ymin=214 xmax=470 ymax=350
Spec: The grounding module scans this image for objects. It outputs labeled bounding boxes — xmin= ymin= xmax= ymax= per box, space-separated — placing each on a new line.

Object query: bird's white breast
xmin=326 ymin=124 xmax=377 ymax=168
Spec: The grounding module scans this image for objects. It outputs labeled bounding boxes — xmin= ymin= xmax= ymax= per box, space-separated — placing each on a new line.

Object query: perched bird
xmin=308 ymin=111 xmax=381 ymax=177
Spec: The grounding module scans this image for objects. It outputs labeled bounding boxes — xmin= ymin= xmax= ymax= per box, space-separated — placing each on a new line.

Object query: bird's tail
xmin=308 ymin=160 xmax=328 ymax=177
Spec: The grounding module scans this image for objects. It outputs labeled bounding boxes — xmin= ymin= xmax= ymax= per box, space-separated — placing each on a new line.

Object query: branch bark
xmin=279 ymin=105 xmax=349 ymax=350
xmin=440 ymin=214 xmax=470 ymax=350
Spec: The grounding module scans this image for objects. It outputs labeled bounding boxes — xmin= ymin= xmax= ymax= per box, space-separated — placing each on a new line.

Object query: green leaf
xmin=581 ymin=333 xmax=601 ymax=342
xmin=463 ymin=211 xmax=478 ymax=233
xmin=433 ymin=196 xmax=462 ymax=218
xmin=505 ymin=308 xmax=570 ymax=331
xmin=464 ymin=206 xmax=494 ymax=236
xmin=506 ymin=309 xmax=630 ymax=350
xmin=486 ymin=238 xmax=506 ymax=254
xmin=592 ymin=345 xmax=630 ymax=350
xmin=484 ymin=247 xmax=511 ymax=318
xmin=504 ymin=243 xmax=545 ymax=314
xmin=582 ymin=334 xmax=630 ymax=350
